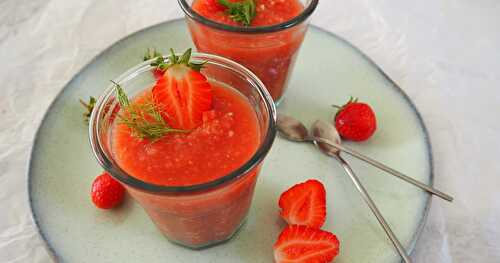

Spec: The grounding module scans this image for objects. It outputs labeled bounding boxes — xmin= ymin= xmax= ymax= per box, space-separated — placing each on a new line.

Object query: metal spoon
xmin=311 ymin=120 xmax=413 ymax=263
xmin=277 ymin=114 xmax=453 ymax=202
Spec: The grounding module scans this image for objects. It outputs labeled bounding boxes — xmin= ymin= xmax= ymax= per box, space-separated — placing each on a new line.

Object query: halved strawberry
xmin=274 ymin=225 xmax=340 ymax=263
xmin=278 ymin=179 xmax=327 ymax=229
xmin=152 ymin=49 xmax=212 ymax=130
xmin=152 ymin=69 xmax=164 ymax=79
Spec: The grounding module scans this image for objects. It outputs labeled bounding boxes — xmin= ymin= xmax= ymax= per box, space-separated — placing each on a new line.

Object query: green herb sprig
xmin=111 ymin=81 xmax=187 ymax=141
xmin=218 ymin=0 xmax=256 ymax=26
xmin=80 ymin=96 xmax=97 ymax=124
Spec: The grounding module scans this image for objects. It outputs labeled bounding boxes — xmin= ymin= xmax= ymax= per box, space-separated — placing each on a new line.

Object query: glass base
xmin=163 ymin=216 xmax=249 ymax=250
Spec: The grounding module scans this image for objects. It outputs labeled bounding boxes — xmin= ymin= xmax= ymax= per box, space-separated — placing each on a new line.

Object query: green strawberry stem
xmin=333 ymin=96 xmax=359 ymax=118
xmin=148 ymin=48 xmax=206 ymax=73
xmin=143 ymin=48 xmax=162 ymax=61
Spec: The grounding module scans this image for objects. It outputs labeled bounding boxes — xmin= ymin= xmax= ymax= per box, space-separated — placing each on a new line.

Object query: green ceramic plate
xmin=29 ymin=19 xmax=432 ymax=263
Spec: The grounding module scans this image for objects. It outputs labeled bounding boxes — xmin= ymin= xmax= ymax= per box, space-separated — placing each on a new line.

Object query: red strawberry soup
xmin=183 ymin=0 xmax=314 ymax=102
xmin=192 ymin=0 xmax=304 ymax=27
xmin=111 ymin=84 xmax=260 ymax=186
xmin=111 ymin=83 xmax=262 ymax=247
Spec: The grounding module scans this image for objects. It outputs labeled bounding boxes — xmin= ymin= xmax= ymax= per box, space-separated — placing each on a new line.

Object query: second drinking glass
xmin=178 ymin=0 xmax=319 ymax=103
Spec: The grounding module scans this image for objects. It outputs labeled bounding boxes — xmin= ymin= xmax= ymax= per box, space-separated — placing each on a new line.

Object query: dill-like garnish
xmin=112 ymin=81 xmax=187 ymax=141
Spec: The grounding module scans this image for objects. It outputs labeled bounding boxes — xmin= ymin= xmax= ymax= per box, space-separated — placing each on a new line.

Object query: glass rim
xmin=89 ymin=52 xmax=277 ymax=194
xmin=177 ymin=0 xmax=319 ymax=34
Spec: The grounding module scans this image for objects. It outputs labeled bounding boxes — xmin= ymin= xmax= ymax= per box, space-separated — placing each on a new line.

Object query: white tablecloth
xmin=1 ymin=0 xmax=499 ymax=262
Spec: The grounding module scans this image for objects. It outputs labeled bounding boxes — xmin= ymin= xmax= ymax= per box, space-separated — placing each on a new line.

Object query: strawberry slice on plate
xmin=274 ymin=225 xmax=340 ymax=263
xmin=152 ymin=48 xmax=212 ymax=130
xmin=279 ymin=179 xmax=327 ymax=229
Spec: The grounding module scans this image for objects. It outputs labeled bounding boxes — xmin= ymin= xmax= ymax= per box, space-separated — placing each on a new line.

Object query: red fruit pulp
xmin=112 ymin=84 xmax=259 ymax=186
xmin=193 ymin=0 xmax=304 ymax=27
xmin=189 ymin=0 xmax=306 ymax=101
xmin=110 ymin=82 xmax=261 ymax=247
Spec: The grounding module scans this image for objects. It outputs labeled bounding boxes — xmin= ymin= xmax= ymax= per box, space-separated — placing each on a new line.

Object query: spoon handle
xmin=314 ymin=137 xmax=453 ymax=202
xmin=335 ymin=155 xmax=413 ymax=263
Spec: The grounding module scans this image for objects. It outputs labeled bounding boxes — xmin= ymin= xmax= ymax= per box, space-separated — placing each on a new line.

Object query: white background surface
xmin=0 ymin=0 xmax=499 ymax=262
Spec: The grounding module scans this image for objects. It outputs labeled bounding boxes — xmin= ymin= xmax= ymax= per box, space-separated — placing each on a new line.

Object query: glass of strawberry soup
xmin=178 ymin=0 xmax=319 ymax=103
xmin=89 ymin=50 xmax=276 ymax=249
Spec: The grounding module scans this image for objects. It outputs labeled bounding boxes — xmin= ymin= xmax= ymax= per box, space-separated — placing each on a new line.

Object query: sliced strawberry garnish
xmin=278 ymin=179 xmax=327 ymax=229
xmin=152 ymin=69 xmax=164 ymax=79
xmin=152 ymin=49 xmax=212 ymax=130
xmin=274 ymin=225 xmax=340 ymax=263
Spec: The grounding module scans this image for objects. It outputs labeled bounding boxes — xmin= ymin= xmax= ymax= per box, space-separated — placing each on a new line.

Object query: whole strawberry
xmin=334 ymin=97 xmax=377 ymax=142
xmin=91 ymin=172 xmax=125 ymax=209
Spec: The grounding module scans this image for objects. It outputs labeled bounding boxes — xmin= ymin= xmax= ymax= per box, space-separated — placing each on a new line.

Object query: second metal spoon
xmin=277 ymin=114 xmax=453 ymax=202
xmin=311 ymin=120 xmax=413 ymax=263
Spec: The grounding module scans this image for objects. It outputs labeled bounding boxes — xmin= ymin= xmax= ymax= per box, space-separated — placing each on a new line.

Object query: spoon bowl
xmin=311 ymin=120 xmax=341 ymax=157
xmin=277 ymin=114 xmax=453 ymax=202
xmin=276 ymin=114 xmax=309 ymax=142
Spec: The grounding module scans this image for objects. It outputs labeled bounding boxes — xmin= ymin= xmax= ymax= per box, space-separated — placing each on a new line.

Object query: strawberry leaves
xmin=145 ymin=48 xmax=206 ymax=73
xmin=143 ymin=47 xmax=163 ymax=62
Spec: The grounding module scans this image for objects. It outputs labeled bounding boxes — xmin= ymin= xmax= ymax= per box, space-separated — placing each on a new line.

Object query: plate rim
xmin=26 ymin=18 xmax=433 ymax=262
